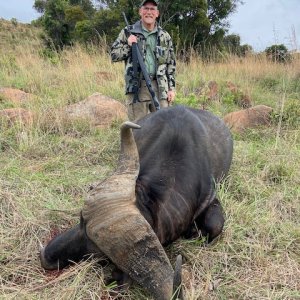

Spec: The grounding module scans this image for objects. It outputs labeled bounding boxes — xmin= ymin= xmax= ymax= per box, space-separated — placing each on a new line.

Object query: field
xmin=0 ymin=20 xmax=300 ymax=299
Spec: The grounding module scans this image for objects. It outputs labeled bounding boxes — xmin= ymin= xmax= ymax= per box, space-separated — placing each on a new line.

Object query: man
xmin=111 ymin=0 xmax=176 ymax=121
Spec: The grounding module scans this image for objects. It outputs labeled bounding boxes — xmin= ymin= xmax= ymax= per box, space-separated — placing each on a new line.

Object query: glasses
xmin=142 ymin=6 xmax=158 ymax=12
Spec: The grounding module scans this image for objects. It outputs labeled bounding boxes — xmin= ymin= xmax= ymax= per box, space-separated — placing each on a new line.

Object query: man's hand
xmin=128 ymin=35 xmax=137 ymax=46
xmin=167 ymin=90 xmax=176 ymax=103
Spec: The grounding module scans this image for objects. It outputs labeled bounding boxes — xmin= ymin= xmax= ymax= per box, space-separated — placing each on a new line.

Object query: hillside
xmin=0 ymin=18 xmax=42 ymax=52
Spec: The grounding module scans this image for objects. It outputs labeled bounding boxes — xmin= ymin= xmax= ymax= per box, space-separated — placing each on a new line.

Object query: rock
xmin=0 ymin=87 xmax=33 ymax=104
xmin=62 ymin=93 xmax=127 ymax=128
xmin=223 ymin=105 xmax=273 ymax=133
xmin=0 ymin=108 xmax=34 ymax=126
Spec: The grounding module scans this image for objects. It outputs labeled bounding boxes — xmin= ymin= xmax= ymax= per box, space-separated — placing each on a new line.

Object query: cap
xmin=140 ymin=0 xmax=159 ymax=7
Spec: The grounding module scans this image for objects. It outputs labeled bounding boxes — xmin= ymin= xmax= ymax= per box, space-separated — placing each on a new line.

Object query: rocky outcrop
xmin=0 ymin=87 xmax=33 ymax=105
xmin=62 ymin=93 xmax=127 ymax=128
xmin=223 ymin=105 xmax=273 ymax=133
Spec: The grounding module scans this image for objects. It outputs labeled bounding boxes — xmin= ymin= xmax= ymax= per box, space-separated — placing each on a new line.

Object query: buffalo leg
xmin=197 ymin=198 xmax=225 ymax=243
xmin=184 ymin=198 xmax=224 ymax=243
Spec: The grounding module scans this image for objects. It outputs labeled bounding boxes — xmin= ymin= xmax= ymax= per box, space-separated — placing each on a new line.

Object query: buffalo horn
xmin=82 ymin=122 xmax=175 ymax=299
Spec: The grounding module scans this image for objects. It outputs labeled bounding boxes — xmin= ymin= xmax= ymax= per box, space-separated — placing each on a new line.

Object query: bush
xmin=11 ymin=18 xmax=18 ymax=27
xmin=265 ymin=44 xmax=292 ymax=63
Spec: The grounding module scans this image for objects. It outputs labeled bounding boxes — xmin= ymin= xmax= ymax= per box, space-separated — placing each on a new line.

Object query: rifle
xmin=122 ymin=12 xmax=160 ymax=111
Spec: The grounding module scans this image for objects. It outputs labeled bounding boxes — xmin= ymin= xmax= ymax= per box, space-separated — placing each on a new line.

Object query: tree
xmin=34 ymin=0 xmax=95 ymax=49
xmin=35 ymin=0 xmax=244 ymax=52
xmin=65 ymin=5 xmax=87 ymax=37
xmin=74 ymin=20 xmax=95 ymax=43
xmin=92 ymin=9 xmax=123 ymax=44
xmin=159 ymin=0 xmax=209 ymax=49
xmin=92 ymin=0 xmax=142 ymax=45
xmin=69 ymin=0 xmax=95 ymax=16
xmin=223 ymin=34 xmax=253 ymax=56
xmin=33 ymin=0 xmax=47 ymax=13
xmin=223 ymin=34 xmax=241 ymax=53
xmin=239 ymin=44 xmax=253 ymax=56
xmin=42 ymin=0 xmax=70 ymax=49
xmin=93 ymin=0 xmax=243 ymax=50
xmin=265 ymin=44 xmax=291 ymax=63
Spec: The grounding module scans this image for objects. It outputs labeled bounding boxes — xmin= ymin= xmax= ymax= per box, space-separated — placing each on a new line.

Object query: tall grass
xmin=0 ymin=22 xmax=299 ymax=299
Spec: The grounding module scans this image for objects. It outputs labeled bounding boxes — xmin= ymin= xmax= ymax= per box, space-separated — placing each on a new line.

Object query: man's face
xmin=139 ymin=2 xmax=159 ymax=27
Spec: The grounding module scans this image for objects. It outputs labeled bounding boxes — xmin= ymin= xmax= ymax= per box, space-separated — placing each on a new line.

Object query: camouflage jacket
xmin=110 ymin=21 xmax=176 ymax=100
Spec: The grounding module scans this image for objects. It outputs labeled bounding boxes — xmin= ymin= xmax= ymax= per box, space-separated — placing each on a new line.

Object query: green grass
xmin=0 ymin=19 xmax=299 ymax=299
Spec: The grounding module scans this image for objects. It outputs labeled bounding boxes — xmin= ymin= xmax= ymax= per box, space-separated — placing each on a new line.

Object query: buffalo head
xmin=40 ymin=121 xmax=181 ymax=300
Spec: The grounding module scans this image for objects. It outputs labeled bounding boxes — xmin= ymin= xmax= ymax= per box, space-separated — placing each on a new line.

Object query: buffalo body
xmin=40 ymin=106 xmax=233 ymax=299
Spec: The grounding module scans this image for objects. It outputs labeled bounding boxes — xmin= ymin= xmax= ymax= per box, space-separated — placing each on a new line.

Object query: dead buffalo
xmin=40 ymin=105 xmax=233 ymax=299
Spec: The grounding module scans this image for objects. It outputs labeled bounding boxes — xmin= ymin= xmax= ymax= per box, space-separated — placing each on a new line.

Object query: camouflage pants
xmin=126 ymin=80 xmax=170 ymax=121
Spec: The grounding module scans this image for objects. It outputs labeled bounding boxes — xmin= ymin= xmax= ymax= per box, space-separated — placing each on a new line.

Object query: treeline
xmin=33 ymin=0 xmax=292 ymax=62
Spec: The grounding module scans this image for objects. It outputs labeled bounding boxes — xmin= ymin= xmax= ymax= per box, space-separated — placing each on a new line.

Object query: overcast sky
xmin=0 ymin=0 xmax=299 ymax=51
xmin=228 ymin=0 xmax=300 ymax=51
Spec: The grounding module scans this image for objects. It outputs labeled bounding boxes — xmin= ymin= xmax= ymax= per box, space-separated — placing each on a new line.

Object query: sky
xmin=0 ymin=0 xmax=299 ymax=52
xmin=0 ymin=0 xmax=41 ymax=24
xmin=228 ymin=0 xmax=300 ymax=51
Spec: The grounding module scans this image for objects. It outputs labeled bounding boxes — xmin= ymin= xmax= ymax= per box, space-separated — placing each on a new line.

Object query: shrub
xmin=265 ymin=44 xmax=292 ymax=63
xmin=11 ymin=18 xmax=18 ymax=27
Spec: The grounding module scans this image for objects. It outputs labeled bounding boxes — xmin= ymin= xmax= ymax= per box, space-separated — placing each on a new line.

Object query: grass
xmin=0 ymin=19 xmax=299 ymax=299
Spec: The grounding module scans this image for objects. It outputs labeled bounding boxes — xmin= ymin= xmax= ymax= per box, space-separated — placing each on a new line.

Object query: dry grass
xmin=0 ymin=20 xmax=300 ymax=299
